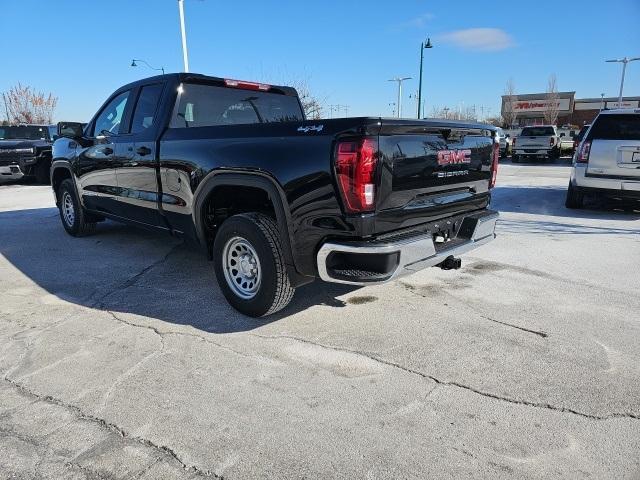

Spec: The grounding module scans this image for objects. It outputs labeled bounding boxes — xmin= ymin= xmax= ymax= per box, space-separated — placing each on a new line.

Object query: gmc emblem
xmin=437 ymin=149 xmax=472 ymax=166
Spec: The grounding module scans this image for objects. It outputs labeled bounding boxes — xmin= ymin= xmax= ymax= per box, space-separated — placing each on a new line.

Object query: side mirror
xmin=57 ymin=122 xmax=84 ymax=139
xmin=559 ymin=132 xmax=565 ymax=137
xmin=505 ymin=134 xmax=510 ymax=138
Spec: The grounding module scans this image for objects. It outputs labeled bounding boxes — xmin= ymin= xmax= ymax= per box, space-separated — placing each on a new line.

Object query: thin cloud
xmin=395 ymin=13 xmax=435 ymax=30
xmin=438 ymin=28 xmax=515 ymax=51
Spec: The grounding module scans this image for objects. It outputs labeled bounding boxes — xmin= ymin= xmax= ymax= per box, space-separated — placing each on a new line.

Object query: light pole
xmin=131 ymin=59 xmax=165 ymax=75
xmin=606 ymin=56 xmax=639 ymax=106
xmin=178 ymin=0 xmax=190 ymax=72
xmin=417 ymin=38 xmax=433 ymax=119
xmin=600 ymin=93 xmax=605 ymax=111
xmin=388 ymin=77 xmax=411 ymax=118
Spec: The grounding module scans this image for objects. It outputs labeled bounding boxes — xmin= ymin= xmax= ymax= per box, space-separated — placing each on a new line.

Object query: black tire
xmin=565 ymin=182 xmax=584 ymax=209
xmin=511 ymin=154 xmax=519 ymax=163
xmin=34 ymin=159 xmax=51 ymax=184
xmin=57 ymin=179 xmax=96 ymax=236
xmin=213 ymin=212 xmax=295 ymax=317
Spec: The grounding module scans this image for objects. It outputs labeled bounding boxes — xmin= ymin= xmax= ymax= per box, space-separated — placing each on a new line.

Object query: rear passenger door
xmin=115 ymin=82 xmax=166 ymax=228
xmin=586 ymin=114 xmax=640 ymax=181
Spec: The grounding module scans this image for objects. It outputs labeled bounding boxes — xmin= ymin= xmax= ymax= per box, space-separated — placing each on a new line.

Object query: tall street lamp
xmin=388 ymin=77 xmax=412 ymax=118
xmin=131 ymin=59 xmax=165 ymax=75
xmin=417 ymin=38 xmax=433 ymax=119
xmin=178 ymin=0 xmax=190 ymax=72
xmin=606 ymin=56 xmax=640 ymax=106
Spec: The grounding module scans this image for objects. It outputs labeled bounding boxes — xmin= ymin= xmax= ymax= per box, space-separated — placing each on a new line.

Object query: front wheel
xmin=57 ymin=179 xmax=96 ymax=236
xmin=512 ymin=154 xmax=519 ymax=163
xmin=213 ymin=213 xmax=295 ymax=317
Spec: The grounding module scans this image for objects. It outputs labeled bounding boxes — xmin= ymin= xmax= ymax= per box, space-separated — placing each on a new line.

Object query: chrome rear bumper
xmin=317 ymin=210 xmax=498 ymax=285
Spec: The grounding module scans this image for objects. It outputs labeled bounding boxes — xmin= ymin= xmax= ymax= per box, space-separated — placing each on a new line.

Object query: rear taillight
xmin=549 ymin=137 xmax=555 ymax=146
xmin=577 ymin=140 xmax=591 ymax=163
xmin=490 ymin=141 xmax=499 ymax=189
xmin=512 ymin=137 xmax=516 ymax=147
xmin=335 ymin=138 xmax=378 ymax=213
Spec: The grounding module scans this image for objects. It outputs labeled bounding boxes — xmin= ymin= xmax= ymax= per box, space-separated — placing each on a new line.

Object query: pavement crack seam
xmin=90 ymin=243 xmax=183 ymax=308
xmin=478 ymin=315 xmax=548 ymax=338
xmin=1 ymin=375 xmax=221 ymax=478
xmin=105 ymin=310 xmax=252 ymax=360
xmin=250 ymin=333 xmax=640 ymax=421
xmin=400 ymin=282 xmax=549 ymax=338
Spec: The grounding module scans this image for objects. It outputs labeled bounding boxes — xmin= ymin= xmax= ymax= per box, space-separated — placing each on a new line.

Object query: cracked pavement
xmin=1 ymin=163 xmax=639 ymax=479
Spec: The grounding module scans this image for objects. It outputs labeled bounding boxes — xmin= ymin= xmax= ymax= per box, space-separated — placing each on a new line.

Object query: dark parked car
xmin=573 ymin=124 xmax=591 ymax=152
xmin=51 ymin=73 xmax=499 ymax=316
xmin=0 ymin=124 xmax=55 ymax=183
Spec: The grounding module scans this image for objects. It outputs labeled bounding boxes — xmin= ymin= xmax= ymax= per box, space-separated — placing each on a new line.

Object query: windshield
xmin=0 ymin=125 xmax=50 ymax=141
xmin=521 ymin=126 xmax=555 ymax=136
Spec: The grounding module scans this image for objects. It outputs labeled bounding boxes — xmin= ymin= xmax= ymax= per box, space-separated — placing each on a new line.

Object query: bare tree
xmin=430 ymin=105 xmax=477 ymax=121
xmin=502 ymin=78 xmax=517 ymax=128
xmin=284 ymin=79 xmax=324 ymax=120
xmin=2 ymin=83 xmax=58 ymax=124
xmin=544 ymin=74 xmax=560 ymax=125
xmin=484 ymin=116 xmax=503 ymax=127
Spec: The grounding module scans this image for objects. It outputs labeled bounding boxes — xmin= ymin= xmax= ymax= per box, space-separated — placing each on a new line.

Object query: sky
xmin=1 ymin=0 xmax=639 ymax=122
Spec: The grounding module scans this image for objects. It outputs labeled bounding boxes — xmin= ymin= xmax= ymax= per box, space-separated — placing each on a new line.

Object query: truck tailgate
xmin=374 ymin=121 xmax=495 ymax=233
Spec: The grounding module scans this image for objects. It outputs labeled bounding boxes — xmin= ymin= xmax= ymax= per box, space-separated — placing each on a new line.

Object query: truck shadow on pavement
xmin=492 ymin=185 xmax=640 ymax=221
xmin=0 ymin=208 xmax=358 ymax=333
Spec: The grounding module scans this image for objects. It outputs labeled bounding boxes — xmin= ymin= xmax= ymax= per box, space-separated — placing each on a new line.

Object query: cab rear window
xmin=589 ymin=114 xmax=640 ymax=140
xmin=521 ymin=127 xmax=555 ymax=136
xmin=170 ymin=83 xmax=304 ymax=128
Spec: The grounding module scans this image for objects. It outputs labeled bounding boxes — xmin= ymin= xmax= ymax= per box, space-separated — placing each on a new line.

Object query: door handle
xmin=136 ymin=146 xmax=152 ymax=156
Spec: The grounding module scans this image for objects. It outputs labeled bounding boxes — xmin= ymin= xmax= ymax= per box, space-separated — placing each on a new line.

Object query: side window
xmin=93 ymin=91 xmax=130 ymax=137
xmin=130 ymin=84 xmax=164 ymax=134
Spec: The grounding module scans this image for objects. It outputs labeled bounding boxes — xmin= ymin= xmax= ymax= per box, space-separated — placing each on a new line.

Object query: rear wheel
xmin=565 ymin=182 xmax=584 ymax=209
xmin=511 ymin=154 xmax=519 ymax=163
xmin=213 ymin=213 xmax=295 ymax=317
xmin=57 ymin=179 xmax=96 ymax=236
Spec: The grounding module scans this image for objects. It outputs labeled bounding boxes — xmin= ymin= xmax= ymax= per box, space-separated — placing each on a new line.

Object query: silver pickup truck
xmin=512 ymin=125 xmax=561 ymax=163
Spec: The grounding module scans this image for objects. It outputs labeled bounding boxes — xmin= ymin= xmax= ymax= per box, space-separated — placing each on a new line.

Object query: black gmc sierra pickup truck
xmin=0 ymin=124 xmax=55 ymax=183
xmin=52 ymin=73 xmax=499 ymax=316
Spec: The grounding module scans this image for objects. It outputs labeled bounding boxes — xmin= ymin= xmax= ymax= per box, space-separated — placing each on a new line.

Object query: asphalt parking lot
xmin=1 ymin=160 xmax=639 ymax=479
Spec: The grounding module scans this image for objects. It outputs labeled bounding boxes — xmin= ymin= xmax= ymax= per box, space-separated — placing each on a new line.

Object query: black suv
xmin=0 ymin=124 xmax=55 ymax=183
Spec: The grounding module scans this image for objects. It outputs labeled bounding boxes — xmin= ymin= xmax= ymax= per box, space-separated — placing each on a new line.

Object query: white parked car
xmin=512 ymin=125 xmax=561 ymax=163
xmin=557 ymin=129 xmax=577 ymax=154
xmin=495 ymin=127 xmax=512 ymax=158
xmin=566 ymin=109 xmax=640 ymax=208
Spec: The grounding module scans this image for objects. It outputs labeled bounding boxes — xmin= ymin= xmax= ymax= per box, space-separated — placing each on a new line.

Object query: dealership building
xmin=501 ymin=92 xmax=640 ymax=127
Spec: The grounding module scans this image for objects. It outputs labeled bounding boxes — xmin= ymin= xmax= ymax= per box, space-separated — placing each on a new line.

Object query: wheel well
xmin=202 ymin=185 xmax=276 ymax=242
xmin=51 ymin=167 xmax=72 ymax=198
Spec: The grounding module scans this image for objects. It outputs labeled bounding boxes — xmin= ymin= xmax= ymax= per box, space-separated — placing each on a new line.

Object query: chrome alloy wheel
xmin=62 ymin=191 xmax=75 ymax=227
xmin=222 ymin=236 xmax=262 ymax=299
